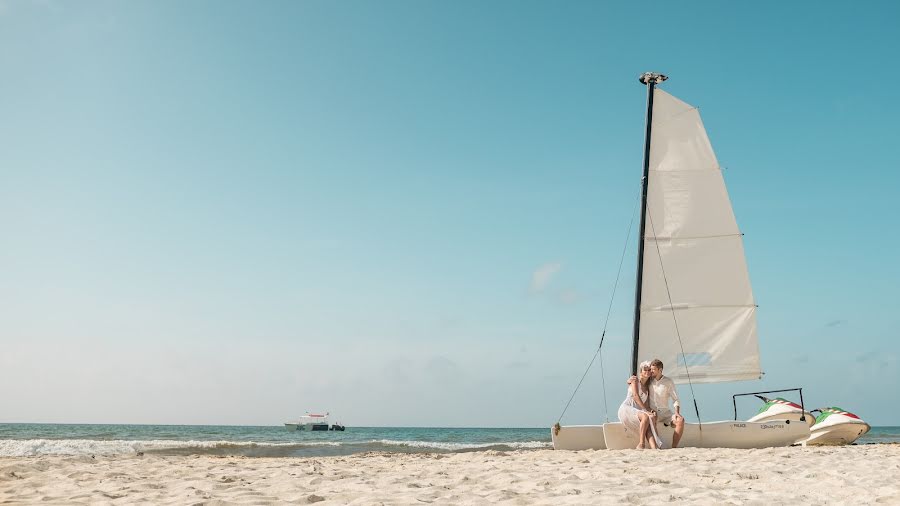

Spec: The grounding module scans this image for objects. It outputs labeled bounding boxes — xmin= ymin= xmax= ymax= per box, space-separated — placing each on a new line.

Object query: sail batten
xmin=646 ymin=233 xmax=742 ymax=241
xmin=636 ymin=89 xmax=761 ymax=385
xmin=645 ymin=304 xmax=757 ymax=312
xmin=649 ymin=168 xmax=721 ymax=172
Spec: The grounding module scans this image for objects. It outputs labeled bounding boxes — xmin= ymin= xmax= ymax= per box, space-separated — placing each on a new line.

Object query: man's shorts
xmin=656 ymin=410 xmax=677 ymax=426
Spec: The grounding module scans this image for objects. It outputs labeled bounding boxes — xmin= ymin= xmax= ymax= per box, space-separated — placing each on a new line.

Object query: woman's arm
xmin=630 ymin=380 xmax=649 ymax=410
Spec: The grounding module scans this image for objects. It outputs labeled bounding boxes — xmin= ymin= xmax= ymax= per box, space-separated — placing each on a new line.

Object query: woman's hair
xmin=637 ymin=361 xmax=652 ymax=391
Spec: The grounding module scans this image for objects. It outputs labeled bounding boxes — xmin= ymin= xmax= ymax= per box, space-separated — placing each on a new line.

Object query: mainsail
xmin=636 ymin=89 xmax=761 ymax=384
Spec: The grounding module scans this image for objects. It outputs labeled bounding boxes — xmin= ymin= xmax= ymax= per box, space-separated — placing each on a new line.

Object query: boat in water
xmin=552 ymin=73 xmax=810 ymax=450
xmin=285 ymin=413 xmax=345 ymax=432
xmin=805 ymin=407 xmax=870 ymax=445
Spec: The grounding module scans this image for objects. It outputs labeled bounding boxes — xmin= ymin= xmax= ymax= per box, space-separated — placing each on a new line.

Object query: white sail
xmin=637 ymin=89 xmax=761 ymax=384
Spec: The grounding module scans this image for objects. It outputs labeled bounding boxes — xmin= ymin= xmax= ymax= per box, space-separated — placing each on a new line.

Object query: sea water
xmin=0 ymin=425 xmax=550 ymax=457
xmin=1 ymin=424 xmax=897 ymax=458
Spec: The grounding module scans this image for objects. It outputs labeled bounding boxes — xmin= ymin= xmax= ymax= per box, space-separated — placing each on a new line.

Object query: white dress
xmin=617 ymin=382 xmax=664 ymax=448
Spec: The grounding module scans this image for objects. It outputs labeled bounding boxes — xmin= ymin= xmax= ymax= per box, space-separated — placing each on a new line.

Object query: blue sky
xmin=1 ymin=0 xmax=898 ymax=427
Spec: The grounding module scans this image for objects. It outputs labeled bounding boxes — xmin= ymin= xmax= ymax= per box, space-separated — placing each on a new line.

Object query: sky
xmin=1 ymin=0 xmax=898 ymax=427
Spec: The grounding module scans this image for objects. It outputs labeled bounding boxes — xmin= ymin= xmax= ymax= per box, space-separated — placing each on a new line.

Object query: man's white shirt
xmin=649 ymin=375 xmax=680 ymax=419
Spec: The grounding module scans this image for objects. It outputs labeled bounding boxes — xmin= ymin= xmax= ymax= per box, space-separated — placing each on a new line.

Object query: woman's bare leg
xmin=646 ymin=413 xmax=658 ymax=449
xmin=636 ymin=413 xmax=648 ymax=449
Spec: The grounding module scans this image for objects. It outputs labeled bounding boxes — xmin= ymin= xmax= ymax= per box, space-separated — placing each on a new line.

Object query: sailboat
xmin=551 ymin=73 xmax=810 ymax=450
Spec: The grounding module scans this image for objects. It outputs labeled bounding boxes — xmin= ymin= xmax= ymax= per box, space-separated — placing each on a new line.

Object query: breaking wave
xmin=0 ymin=439 xmax=339 ymax=457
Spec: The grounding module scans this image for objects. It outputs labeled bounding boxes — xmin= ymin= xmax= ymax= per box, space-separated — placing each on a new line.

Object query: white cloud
xmin=558 ymin=289 xmax=582 ymax=305
xmin=529 ymin=262 xmax=562 ymax=294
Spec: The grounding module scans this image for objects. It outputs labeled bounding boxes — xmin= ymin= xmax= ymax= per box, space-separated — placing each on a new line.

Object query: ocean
xmin=0 ymin=425 xmax=549 ymax=458
xmin=1 ymin=424 xmax=897 ymax=458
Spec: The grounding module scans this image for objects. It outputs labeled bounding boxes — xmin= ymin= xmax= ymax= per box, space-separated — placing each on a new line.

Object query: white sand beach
xmin=1 ymin=445 xmax=898 ymax=504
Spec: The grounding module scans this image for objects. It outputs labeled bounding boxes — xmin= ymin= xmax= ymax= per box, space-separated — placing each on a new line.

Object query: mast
xmin=631 ymin=71 xmax=667 ymax=375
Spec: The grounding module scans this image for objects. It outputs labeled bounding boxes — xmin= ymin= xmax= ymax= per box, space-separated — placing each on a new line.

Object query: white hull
xmin=284 ymin=423 xmax=328 ymax=431
xmin=550 ymin=425 xmax=606 ymax=450
xmin=603 ymin=420 xmax=809 ymax=449
xmin=806 ymin=421 xmax=870 ymax=446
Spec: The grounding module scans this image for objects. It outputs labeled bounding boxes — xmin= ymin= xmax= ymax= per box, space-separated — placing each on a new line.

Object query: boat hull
xmin=550 ymin=425 xmax=607 ymax=450
xmin=603 ymin=419 xmax=810 ymax=449
xmin=284 ymin=423 xmax=329 ymax=431
xmin=285 ymin=423 xmax=343 ymax=432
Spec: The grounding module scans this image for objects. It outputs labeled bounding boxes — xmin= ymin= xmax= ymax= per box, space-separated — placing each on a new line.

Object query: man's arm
xmin=669 ymin=379 xmax=681 ymax=415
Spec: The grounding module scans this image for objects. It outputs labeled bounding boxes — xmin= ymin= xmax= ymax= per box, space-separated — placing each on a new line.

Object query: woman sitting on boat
xmin=618 ymin=361 xmax=663 ymax=449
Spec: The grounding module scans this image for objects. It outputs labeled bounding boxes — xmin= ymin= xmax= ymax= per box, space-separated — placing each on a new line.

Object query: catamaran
xmin=551 ymin=73 xmax=810 ymax=450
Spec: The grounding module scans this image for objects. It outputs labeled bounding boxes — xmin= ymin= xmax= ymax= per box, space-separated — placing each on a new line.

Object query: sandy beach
xmin=2 ymin=445 xmax=898 ymax=504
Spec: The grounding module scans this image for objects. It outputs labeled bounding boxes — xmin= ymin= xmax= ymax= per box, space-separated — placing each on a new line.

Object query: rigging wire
xmin=644 ymin=208 xmax=702 ymax=426
xmin=598 ymin=347 xmax=608 ymax=423
xmin=556 ymin=191 xmax=641 ymax=424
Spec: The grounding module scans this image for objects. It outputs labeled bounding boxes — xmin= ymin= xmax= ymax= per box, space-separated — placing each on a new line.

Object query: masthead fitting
xmin=638 ymin=72 xmax=668 ymax=85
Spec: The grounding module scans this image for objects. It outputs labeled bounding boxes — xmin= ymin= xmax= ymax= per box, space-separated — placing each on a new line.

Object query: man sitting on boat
xmin=649 ymin=359 xmax=685 ymax=448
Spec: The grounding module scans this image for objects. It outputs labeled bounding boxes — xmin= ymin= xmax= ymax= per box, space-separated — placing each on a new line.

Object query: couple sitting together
xmin=617 ymin=358 xmax=685 ymax=449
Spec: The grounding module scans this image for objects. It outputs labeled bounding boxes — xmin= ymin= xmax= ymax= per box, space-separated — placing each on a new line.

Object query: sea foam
xmin=0 ymin=439 xmax=340 ymax=457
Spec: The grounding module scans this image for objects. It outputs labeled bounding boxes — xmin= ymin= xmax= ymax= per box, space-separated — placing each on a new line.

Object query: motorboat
xmin=284 ymin=413 xmax=330 ymax=431
xmin=747 ymin=396 xmax=815 ymax=427
xmin=805 ymin=407 xmax=870 ymax=445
